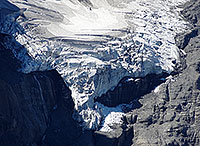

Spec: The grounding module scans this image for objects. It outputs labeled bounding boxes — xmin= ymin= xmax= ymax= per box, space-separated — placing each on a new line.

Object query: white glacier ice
xmin=2 ymin=0 xmax=191 ymax=130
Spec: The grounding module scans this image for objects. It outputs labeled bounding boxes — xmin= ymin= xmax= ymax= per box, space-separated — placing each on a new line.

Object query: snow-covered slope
xmin=2 ymin=0 xmax=191 ymax=129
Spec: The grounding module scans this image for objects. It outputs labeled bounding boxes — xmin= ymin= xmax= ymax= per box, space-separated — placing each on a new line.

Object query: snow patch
xmin=154 ymin=85 xmax=161 ymax=93
xmin=95 ymin=103 xmax=125 ymax=132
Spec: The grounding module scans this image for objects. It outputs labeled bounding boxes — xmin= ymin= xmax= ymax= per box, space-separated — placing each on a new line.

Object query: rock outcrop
xmin=95 ymin=73 xmax=168 ymax=107
xmin=122 ymin=0 xmax=200 ymax=145
xmin=0 ymin=33 xmax=74 ymax=146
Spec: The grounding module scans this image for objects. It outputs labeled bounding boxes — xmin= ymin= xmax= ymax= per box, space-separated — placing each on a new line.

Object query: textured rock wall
xmin=0 ymin=34 xmax=74 ymax=146
xmin=123 ymin=0 xmax=200 ymax=145
xmin=95 ymin=73 xmax=168 ymax=107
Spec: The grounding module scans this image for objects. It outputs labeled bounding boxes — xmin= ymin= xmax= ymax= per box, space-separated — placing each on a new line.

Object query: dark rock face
xmin=0 ymin=0 xmax=20 ymax=20
xmin=95 ymin=74 xmax=168 ymax=107
xmin=0 ymin=34 xmax=74 ymax=146
xmin=94 ymin=124 xmax=133 ymax=146
xmin=40 ymin=100 xmax=93 ymax=146
xmin=181 ymin=0 xmax=200 ymax=26
xmin=175 ymin=28 xmax=199 ymax=50
xmin=0 ymin=70 xmax=69 ymax=146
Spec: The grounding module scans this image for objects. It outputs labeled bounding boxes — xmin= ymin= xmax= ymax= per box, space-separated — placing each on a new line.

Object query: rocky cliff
xmin=126 ymin=0 xmax=200 ymax=145
xmin=0 ymin=33 xmax=75 ymax=146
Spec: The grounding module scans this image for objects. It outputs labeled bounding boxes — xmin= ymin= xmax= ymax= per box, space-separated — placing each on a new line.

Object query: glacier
xmin=1 ymin=0 xmax=191 ymax=130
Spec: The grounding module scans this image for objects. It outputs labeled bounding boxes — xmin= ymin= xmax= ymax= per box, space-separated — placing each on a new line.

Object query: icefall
xmin=2 ymin=0 xmax=192 ymax=130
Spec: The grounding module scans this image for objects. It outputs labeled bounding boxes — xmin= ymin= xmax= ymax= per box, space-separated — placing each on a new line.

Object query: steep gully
xmin=0 ymin=1 xmax=200 ymax=146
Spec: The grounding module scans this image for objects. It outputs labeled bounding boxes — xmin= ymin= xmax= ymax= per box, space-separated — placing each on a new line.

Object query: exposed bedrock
xmin=175 ymin=0 xmax=200 ymax=50
xmin=128 ymin=33 xmax=200 ymax=145
xmin=95 ymin=73 xmax=168 ymax=107
xmin=181 ymin=0 xmax=200 ymax=26
xmin=94 ymin=124 xmax=133 ymax=146
xmin=125 ymin=0 xmax=200 ymax=145
xmin=0 ymin=34 xmax=74 ymax=146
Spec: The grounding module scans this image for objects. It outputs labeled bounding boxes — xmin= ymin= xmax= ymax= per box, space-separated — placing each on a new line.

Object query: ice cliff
xmin=1 ymin=0 xmax=191 ymax=130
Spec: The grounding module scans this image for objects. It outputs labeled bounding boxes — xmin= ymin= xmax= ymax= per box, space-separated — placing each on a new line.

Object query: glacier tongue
xmin=4 ymin=0 xmax=191 ymax=129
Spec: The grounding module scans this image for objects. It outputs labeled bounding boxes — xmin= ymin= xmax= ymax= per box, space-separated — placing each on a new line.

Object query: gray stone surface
xmin=95 ymin=74 xmax=168 ymax=107
xmin=125 ymin=1 xmax=200 ymax=145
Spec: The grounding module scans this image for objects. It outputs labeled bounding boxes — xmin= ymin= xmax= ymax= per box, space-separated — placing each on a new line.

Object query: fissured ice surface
xmin=3 ymin=0 xmax=191 ymax=129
